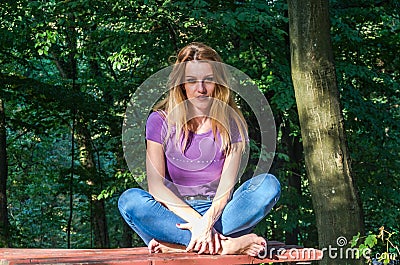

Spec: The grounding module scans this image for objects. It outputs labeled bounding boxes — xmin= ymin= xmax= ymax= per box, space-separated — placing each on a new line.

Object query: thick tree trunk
xmin=0 ymin=99 xmax=9 ymax=247
xmin=287 ymin=0 xmax=364 ymax=264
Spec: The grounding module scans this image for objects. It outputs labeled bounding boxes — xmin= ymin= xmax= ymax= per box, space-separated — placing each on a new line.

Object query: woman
xmin=118 ymin=42 xmax=281 ymax=256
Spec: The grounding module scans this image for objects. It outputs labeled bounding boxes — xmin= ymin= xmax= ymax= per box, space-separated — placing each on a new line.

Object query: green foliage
xmin=331 ymin=0 xmax=400 ymax=247
xmin=0 ymin=0 xmax=398 ymax=249
xmin=351 ymin=227 xmax=400 ymax=264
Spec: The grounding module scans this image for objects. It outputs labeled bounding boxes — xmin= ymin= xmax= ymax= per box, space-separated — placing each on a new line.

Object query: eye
xmin=186 ymin=78 xmax=197 ymax=84
xmin=203 ymin=77 xmax=214 ymax=84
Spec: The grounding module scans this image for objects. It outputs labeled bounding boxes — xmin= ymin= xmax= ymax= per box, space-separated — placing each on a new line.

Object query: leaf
xmin=350 ymin=232 xmax=360 ymax=247
xmin=365 ymin=235 xmax=377 ymax=248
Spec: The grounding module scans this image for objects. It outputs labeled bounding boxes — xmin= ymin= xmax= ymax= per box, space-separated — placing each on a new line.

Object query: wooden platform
xmin=0 ymin=241 xmax=323 ymax=265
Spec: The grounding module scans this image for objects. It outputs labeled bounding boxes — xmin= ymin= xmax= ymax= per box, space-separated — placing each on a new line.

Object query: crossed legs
xmin=118 ymin=173 xmax=280 ymax=256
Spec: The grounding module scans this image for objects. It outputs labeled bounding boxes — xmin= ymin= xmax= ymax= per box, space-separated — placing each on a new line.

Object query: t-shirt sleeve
xmin=229 ymin=118 xmax=248 ymax=143
xmin=145 ymin=111 xmax=167 ymax=144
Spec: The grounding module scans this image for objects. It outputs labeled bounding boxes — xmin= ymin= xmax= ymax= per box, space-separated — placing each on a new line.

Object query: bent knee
xmin=254 ymin=173 xmax=281 ymax=200
xmin=118 ymin=188 xmax=150 ymax=212
xmin=265 ymin=174 xmax=281 ymax=195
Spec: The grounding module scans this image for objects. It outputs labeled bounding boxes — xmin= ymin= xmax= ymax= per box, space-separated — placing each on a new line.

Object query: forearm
xmin=202 ymin=147 xmax=241 ymax=230
xmin=146 ymin=140 xmax=201 ymax=223
xmin=149 ymin=183 xmax=202 ymax=223
xmin=202 ymin=191 xmax=231 ymax=229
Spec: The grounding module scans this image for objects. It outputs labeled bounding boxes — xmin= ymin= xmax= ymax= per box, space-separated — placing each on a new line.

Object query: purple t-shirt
xmin=145 ymin=111 xmax=242 ymax=197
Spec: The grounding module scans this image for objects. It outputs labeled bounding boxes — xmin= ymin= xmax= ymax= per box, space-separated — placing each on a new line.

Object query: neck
xmin=190 ymin=116 xmax=211 ymax=133
xmin=193 ymin=116 xmax=207 ymax=125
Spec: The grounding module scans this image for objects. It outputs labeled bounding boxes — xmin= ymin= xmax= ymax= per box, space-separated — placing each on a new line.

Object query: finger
xmin=207 ymin=240 xmax=214 ymax=255
xmin=214 ymin=233 xmax=221 ymax=254
xmin=218 ymin=233 xmax=228 ymax=240
xmin=186 ymin=240 xmax=196 ymax=252
xmin=194 ymin=241 xmax=202 ymax=252
xmin=198 ymin=242 xmax=208 ymax=254
xmin=176 ymin=223 xmax=191 ymax=230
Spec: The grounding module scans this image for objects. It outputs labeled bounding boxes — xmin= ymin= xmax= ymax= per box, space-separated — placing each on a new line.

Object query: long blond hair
xmin=153 ymin=42 xmax=248 ymax=154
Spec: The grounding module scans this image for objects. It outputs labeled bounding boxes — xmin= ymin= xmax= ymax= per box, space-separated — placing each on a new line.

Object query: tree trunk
xmin=120 ymin=222 xmax=133 ymax=248
xmin=76 ymin=118 xmax=110 ymax=248
xmin=52 ymin=13 xmax=109 ymax=248
xmin=0 ymin=98 xmax=9 ymax=247
xmin=280 ymin=115 xmax=303 ymax=245
xmin=287 ymin=0 xmax=364 ymax=264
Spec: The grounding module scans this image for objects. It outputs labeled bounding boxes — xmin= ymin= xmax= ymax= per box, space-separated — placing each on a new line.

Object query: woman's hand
xmin=177 ymin=218 xmax=226 ymax=254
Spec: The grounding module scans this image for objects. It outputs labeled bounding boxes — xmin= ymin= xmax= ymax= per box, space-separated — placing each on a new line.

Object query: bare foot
xmin=220 ymin=233 xmax=266 ymax=257
xmin=148 ymin=239 xmax=186 ymax=253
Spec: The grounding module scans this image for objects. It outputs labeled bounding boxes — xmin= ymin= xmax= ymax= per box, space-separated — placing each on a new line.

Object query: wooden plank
xmin=0 ymin=248 xmax=151 ymax=265
xmin=0 ymin=248 xmax=148 ymax=259
xmin=0 ymin=243 xmax=323 ymax=265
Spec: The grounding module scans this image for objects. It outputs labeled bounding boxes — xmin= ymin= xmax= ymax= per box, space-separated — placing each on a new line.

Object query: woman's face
xmin=183 ymin=61 xmax=215 ymax=101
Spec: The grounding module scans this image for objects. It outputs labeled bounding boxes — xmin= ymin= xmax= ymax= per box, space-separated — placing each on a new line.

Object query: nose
xmin=195 ymin=80 xmax=207 ymax=94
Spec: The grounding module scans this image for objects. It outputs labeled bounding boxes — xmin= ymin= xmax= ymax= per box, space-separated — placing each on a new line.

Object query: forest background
xmin=0 ymin=0 xmax=399 ymax=255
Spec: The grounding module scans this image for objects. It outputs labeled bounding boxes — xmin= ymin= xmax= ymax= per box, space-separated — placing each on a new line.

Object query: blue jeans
xmin=118 ymin=173 xmax=281 ymax=246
